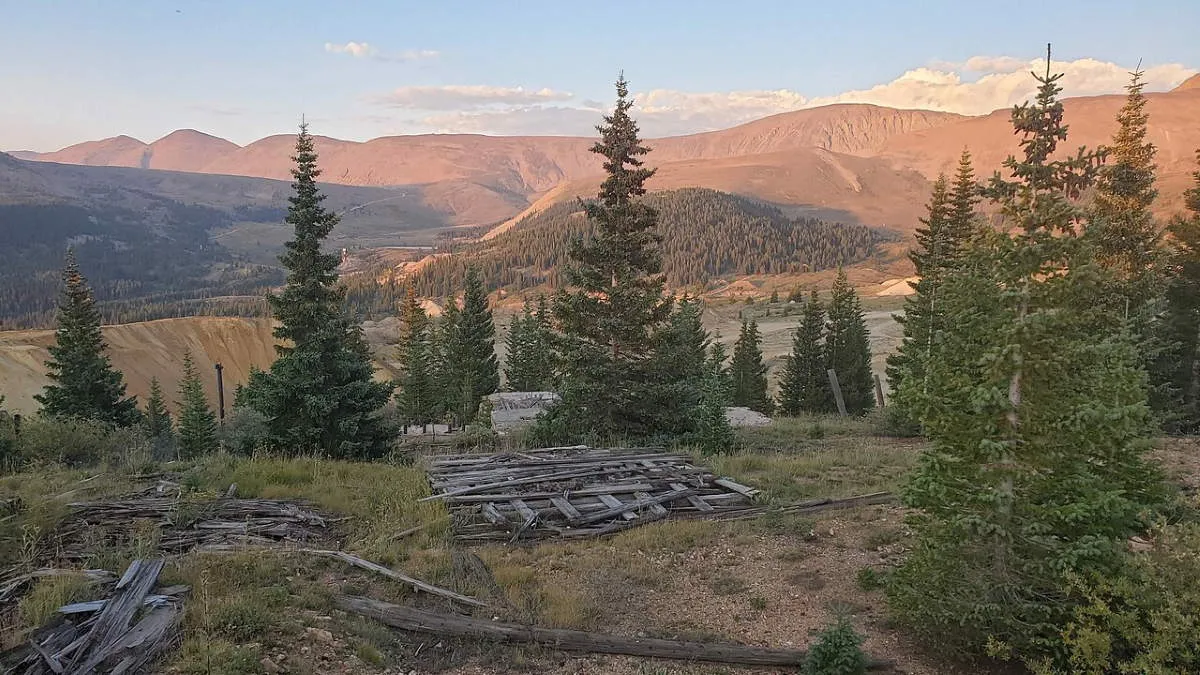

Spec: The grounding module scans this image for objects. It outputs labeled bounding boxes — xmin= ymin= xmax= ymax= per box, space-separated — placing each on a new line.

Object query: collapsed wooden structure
xmin=423 ymin=446 xmax=761 ymax=541
xmin=5 ymin=559 xmax=185 ymax=674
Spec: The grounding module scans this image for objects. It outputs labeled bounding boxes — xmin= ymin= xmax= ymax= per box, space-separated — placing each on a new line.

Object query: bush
xmin=873 ymin=405 xmax=921 ymax=438
xmin=218 ymin=406 xmax=269 ymax=455
xmin=803 ymin=616 xmax=867 ymax=675
xmin=1058 ymin=519 xmax=1200 ymax=674
xmin=16 ymin=416 xmax=151 ymax=468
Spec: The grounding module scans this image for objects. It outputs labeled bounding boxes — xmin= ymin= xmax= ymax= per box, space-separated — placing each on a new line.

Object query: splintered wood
xmin=4 ymin=559 xmax=185 ymax=674
xmin=424 ymin=447 xmax=760 ymax=541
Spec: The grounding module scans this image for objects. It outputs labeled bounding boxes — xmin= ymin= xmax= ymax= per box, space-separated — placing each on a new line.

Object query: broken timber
xmin=425 ymin=447 xmax=760 ymax=541
xmin=335 ymin=595 xmax=894 ymax=670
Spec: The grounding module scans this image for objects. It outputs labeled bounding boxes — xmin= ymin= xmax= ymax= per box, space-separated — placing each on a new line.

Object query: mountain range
xmin=13 ymin=75 xmax=1200 ymax=232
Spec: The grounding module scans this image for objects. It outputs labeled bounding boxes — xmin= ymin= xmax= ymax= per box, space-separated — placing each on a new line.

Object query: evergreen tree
xmin=242 ymin=123 xmax=394 ymax=457
xmin=144 ymin=377 xmax=172 ymax=439
xmin=442 ymin=268 xmax=500 ymax=425
xmin=887 ymin=56 xmax=1165 ymax=664
xmin=395 ymin=296 xmax=439 ymax=427
xmin=705 ymin=340 xmax=732 ymax=397
xmin=537 ymin=75 xmax=673 ymax=441
xmin=825 ymin=270 xmax=873 ymax=414
xmin=176 ymin=350 xmax=218 ymax=458
xmin=729 ymin=319 xmax=772 ymax=414
xmin=1157 ymin=150 xmax=1200 ymax=429
xmin=504 ymin=297 xmax=554 ymax=391
xmin=35 ymin=250 xmax=140 ymax=426
xmin=778 ymin=291 xmax=831 ymax=415
xmin=1091 ymin=70 xmax=1161 ymax=288
xmin=1090 ymin=70 xmax=1176 ymax=421
xmin=947 ymin=149 xmax=981 ymax=248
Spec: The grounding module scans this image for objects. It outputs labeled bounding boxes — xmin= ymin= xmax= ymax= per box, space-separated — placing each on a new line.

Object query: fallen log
xmin=303 ymin=550 xmax=487 ymax=608
xmin=334 ymin=596 xmax=894 ymax=670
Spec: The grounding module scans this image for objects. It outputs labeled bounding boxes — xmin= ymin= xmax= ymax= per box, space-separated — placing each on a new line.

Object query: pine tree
xmin=176 ymin=350 xmax=218 ymax=458
xmin=947 ymin=149 xmax=980 ymax=248
xmin=242 ymin=123 xmax=395 ymax=457
xmin=395 ymin=282 xmax=428 ymax=371
xmin=778 ymin=291 xmax=831 ymax=415
xmin=395 ymin=295 xmax=439 ymax=427
xmin=1091 ymin=70 xmax=1161 ymax=288
xmin=442 ymin=268 xmax=500 ymax=425
xmin=729 ymin=319 xmax=772 ymax=414
xmin=825 ymin=270 xmax=873 ymax=415
xmin=35 ymin=250 xmax=140 ymax=426
xmin=887 ymin=55 xmax=1165 ymax=663
xmin=144 ymin=377 xmax=172 ymax=439
xmin=538 ymin=75 xmax=673 ymax=441
xmin=504 ymin=297 xmax=554 ymax=391
xmin=1158 ymin=150 xmax=1200 ymax=429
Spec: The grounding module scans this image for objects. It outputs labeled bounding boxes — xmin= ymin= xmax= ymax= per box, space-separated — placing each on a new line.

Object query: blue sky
xmin=2 ymin=0 xmax=1198 ymax=151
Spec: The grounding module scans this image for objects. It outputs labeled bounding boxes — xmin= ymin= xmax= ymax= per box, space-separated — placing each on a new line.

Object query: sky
xmin=2 ymin=0 xmax=1198 ymax=152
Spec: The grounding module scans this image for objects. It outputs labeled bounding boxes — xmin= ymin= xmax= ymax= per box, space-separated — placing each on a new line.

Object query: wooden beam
xmin=335 ymin=596 xmax=894 ymax=670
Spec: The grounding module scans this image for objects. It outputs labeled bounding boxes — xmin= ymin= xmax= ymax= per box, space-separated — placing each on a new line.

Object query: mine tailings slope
xmin=0 ymin=316 xmax=278 ymax=415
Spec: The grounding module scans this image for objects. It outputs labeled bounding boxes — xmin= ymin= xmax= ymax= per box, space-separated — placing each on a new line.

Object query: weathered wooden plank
xmin=635 ymin=492 xmax=670 ymax=517
xmin=481 ymin=502 xmax=507 ymax=525
xmin=440 ymin=483 xmax=657 ymax=503
xmin=713 ymin=478 xmax=760 ymax=498
xmin=421 ymin=466 xmax=639 ymax=502
xmin=671 ymin=483 xmax=715 ymax=512
xmin=509 ymin=499 xmax=537 ymax=523
xmin=578 ymin=488 xmax=695 ymax=525
xmin=300 ymin=549 xmax=486 ymax=608
xmin=596 ymin=494 xmax=638 ymax=520
xmin=548 ymin=496 xmax=583 ymax=523
xmin=335 ymin=596 xmax=894 ymax=669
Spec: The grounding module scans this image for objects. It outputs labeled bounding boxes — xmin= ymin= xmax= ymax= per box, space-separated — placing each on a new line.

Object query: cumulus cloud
xmin=367 ymin=56 xmax=1195 ymax=137
xmin=373 ymin=85 xmax=574 ymax=110
xmin=324 ymin=42 xmax=440 ymax=62
xmin=807 ymin=57 xmax=1196 ymax=115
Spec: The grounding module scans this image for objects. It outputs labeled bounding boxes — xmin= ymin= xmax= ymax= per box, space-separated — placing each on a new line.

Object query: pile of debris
xmin=423 ymin=446 xmax=760 ymax=541
xmin=4 ymin=559 xmax=185 ymax=674
xmin=46 ymin=484 xmax=335 ymax=561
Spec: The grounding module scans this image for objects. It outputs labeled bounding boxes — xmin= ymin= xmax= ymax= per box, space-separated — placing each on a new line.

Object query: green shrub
xmin=855 ymin=566 xmax=885 ymax=592
xmin=806 ymin=422 xmax=826 ymax=440
xmin=803 ymin=616 xmax=867 ymax=675
xmin=209 ymin=600 xmax=273 ymax=642
xmin=16 ymin=416 xmax=151 ymax=468
xmin=873 ymin=405 xmax=922 ymax=438
xmin=1059 ymin=520 xmax=1200 ymax=674
xmin=218 ymin=406 xmax=269 ymax=455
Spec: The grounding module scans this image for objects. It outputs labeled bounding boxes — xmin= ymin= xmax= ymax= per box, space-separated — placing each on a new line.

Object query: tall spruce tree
xmin=729 ymin=319 xmax=772 ymax=414
xmin=1158 ymin=150 xmax=1200 ymax=429
xmin=655 ymin=295 xmax=730 ymax=441
xmin=176 ymin=351 xmax=218 ymax=458
xmin=144 ymin=377 xmax=172 ymax=439
xmin=395 ymin=294 xmax=439 ymax=427
xmin=504 ymin=297 xmax=554 ymax=391
xmin=443 ymin=268 xmax=500 ymax=425
xmin=887 ymin=55 xmax=1165 ymax=664
xmin=947 ymin=149 xmax=980 ymax=247
xmin=824 ymin=270 xmax=873 ymax=414
xmin=35 ymin=250 xmax=140 ymax=426
xmin=1090 ymin=70 xmax=1176 ymax=421
xmin=243 ymin=123 xmax=394 ymax=457
xmin=537 ymin=75 xmax=673 ymax=441
xmin=778 ymin=290 xmax=831 ymax=415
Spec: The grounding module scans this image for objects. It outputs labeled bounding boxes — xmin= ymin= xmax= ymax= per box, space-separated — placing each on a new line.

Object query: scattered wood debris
xmin=335 ymin=595 xmax=895 ymax=670
xmin=53 ymin=496 xmax=333 ymax=560
xmin=3 ymin=559 xmax=185 ymax=674
xmin=423 ymin=447 xmax=760 ymax=541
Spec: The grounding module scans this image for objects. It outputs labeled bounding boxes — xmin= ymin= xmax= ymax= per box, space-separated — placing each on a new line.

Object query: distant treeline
xmin=0 ymin=202 xmax=281 ymax=329
xmin=404 ymin=188 xmax=887 ymax=300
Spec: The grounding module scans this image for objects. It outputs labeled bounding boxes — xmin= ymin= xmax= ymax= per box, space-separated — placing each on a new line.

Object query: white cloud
xmin=324 ymin=42 xmax=440 ymax=62
xmin=366 ymin=56 xmax=1195 ymax=137
xmin=373 ymin=85 xmax=575 ymax=110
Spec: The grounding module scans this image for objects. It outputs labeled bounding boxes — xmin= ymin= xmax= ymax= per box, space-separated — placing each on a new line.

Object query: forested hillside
xmin=405 ymin=188 xmax=887 ymax=298
xmin=0 ymin=201 xmax=279 ymax=328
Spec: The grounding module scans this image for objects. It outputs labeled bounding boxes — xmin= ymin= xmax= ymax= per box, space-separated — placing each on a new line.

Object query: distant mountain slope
xmin=0 ymin=153 xmax=449 ymax=326
xmin=19 ymin=90 xmax=1199 ymax=229
xmin=404 ymin=188 xmax=888 ymax=298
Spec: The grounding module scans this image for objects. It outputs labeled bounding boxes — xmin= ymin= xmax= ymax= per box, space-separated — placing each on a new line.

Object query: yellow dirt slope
xmin=0 ymin=317 xmax=278 ymax=415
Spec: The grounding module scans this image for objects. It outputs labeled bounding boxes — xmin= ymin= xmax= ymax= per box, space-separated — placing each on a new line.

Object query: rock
xmin=261 ymin=657 xmax=281 ymax=674
xmin=305 ymin=626 xmax=335 ymax=643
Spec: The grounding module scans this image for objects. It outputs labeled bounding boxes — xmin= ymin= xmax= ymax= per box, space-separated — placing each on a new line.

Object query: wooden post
xmin=874 ymin=374 xmax=885 ymax=408
xmin=827 ymin=368 xmax=848 ymax=417
xmin=213 ymin=363 xmax=225 ymax=422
